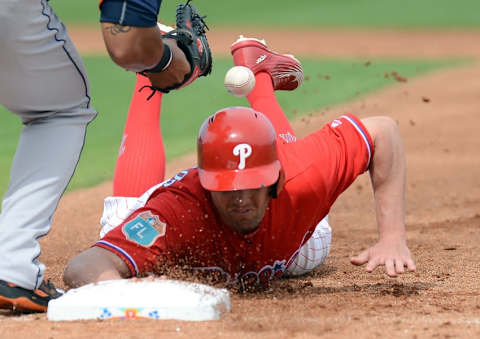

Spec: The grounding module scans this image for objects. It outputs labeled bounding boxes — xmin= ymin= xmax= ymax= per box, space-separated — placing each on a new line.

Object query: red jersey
xmin=96 ymin=114 xmax=373 ymax=287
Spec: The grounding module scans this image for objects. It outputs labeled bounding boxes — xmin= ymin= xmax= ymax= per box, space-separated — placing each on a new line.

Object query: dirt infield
xmin=1 ymin=28 xmax=479 ymax=338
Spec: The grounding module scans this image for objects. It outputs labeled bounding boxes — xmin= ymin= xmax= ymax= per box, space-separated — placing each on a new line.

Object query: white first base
xmin=47 ymin=279 xmax=231 ymax=321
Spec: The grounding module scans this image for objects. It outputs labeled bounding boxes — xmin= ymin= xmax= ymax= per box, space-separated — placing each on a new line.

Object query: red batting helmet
xmin=197 ymin=106 xmax=281 ymax=191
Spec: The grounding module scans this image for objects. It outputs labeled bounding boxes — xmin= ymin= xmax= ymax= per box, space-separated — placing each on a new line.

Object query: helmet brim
xmin=199 ymin=161 xmax=281 ymax=191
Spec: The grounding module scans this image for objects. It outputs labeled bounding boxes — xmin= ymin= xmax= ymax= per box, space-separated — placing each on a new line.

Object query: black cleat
xmin=0 ymin=279 xmax=63 ymax=313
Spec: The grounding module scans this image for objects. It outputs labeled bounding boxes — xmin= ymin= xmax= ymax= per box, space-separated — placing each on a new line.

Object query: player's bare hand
xmin=145 ymin=38 xmax=190 ymax=89
xmin=350 ymin=239 xmax=416 ymax=277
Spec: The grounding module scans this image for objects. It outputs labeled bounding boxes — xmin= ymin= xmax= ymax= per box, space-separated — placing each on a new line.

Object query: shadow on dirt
xmin=0 ymin=309 xmax=41 ymax=320
xmin=309 ymin=281 xmax=433 ymax=297
xmin=238 ymin=277 xmax=434 ymax=300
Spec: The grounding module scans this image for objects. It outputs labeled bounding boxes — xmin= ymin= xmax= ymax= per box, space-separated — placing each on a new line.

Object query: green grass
xmin=51 ymin=0 xmax=480 ymax=28
xmin=0 ymin=56 xmax=461 ymax=196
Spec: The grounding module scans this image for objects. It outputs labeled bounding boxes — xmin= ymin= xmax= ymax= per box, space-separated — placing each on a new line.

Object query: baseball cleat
xmin=231 ymin=35 xmax=303 ymax=91
xmin=0 ymin=280 xmax=63 ymax=313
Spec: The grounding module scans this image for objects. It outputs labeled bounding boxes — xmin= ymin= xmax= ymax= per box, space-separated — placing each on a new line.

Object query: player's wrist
xmin=141 ymin=43 xmax=173 ymax=73
xmin=377 ymin=231 xmax=407 ymax=244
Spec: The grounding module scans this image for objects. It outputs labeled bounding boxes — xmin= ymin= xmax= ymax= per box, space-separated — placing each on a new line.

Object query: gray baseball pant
xmin=0 ymin=0 xmax=97 ymax=289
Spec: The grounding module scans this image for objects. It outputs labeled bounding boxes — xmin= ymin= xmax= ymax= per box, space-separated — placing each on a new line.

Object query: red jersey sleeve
xmin=95 ymin=169 xmax=219 ymax=277
xmin=95 ymin=205 xmax=171 ymax=277
xmin=278 ymin=113 xmax=374 ymax=211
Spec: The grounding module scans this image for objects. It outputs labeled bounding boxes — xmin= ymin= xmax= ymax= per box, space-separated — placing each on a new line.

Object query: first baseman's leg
xmin=0 ymin=0 xmax=94 ymax=119
xmin=0 ymin=0 xmax=97 ymax=291
xmin=0 ymin=114 xmax=94 ymax=289
xmin=113 ymin=74 xmax=166 ymax=197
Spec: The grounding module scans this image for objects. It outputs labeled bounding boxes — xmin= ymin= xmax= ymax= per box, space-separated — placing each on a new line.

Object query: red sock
xmin=113 ymin=74 xmax=166 ymax=197
xmin=247 ymin=72 xmax=296 ymax=138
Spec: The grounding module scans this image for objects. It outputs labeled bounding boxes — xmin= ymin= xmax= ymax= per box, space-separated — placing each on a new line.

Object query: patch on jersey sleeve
xmin=122 ymin=211 xmax=166 ymax=247
xmin=330 ymin=119 xmax=342 ymax=128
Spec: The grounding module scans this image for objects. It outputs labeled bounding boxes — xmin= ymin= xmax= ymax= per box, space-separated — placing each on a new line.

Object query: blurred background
xmin=0 ymin=0 xmax=478 ymax=197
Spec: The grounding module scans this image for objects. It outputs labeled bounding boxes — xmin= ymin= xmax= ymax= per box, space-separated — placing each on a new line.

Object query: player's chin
xmin=228 ymin=215 xmax=260 ymax=235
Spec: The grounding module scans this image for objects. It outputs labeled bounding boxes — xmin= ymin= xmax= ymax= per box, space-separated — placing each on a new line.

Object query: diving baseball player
xmin=0 ymin=0 xmax=211 ymax=312
xmin=63 ymin=37 xmax=415 ymax=290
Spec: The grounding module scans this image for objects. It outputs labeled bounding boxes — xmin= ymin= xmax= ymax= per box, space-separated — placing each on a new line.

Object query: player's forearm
xmin=63 ymin=247 xmax=132 ymax=288
xmin=363 ymin=116 xmax=407 ymax=242
xmin=101 ymin=23 xmax=164 ymax=72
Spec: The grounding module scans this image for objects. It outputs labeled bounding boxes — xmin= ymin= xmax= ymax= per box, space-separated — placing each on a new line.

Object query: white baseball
xmin=224 ymin=66 xmax=256 ymax=97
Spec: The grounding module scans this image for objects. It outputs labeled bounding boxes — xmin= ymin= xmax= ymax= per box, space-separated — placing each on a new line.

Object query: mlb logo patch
xmin=330 ymin=119 xmax=342 ymax=128
xmin=122 ymin=211 xmax=166 ymax=247
xmin=279 ymin=132 xmax=297 ymax=144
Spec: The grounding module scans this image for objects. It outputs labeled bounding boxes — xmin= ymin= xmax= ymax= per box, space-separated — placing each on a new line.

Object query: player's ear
xmin=268 ymin=170 xmax=285 ymax=199
xmin=268 ymin=182 xmax=277 ymax=199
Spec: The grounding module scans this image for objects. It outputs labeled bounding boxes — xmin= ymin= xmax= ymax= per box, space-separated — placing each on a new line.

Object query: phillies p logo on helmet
xmin=233 ymin=143 xmax=252 ymax=170
xmin=197 ymin=106 xmax=281 ymax=191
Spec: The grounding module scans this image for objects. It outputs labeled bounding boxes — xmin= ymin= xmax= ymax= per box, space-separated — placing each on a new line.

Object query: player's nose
xmin=231 ymin=190 xmax=250 ymax=206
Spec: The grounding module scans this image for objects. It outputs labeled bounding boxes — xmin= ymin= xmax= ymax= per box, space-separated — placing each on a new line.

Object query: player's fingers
xmin=394 ymin=259 xmax=405 ymax=274
xmin=350 ymin=250 xmax=369 ymax=266
xmin=405 ymin=258 xmax=417 ymax=272
xmin=365 ymin=257 xmax=380 ymax=273
xmin=385 ymin=259 xmax=397 ymax=277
